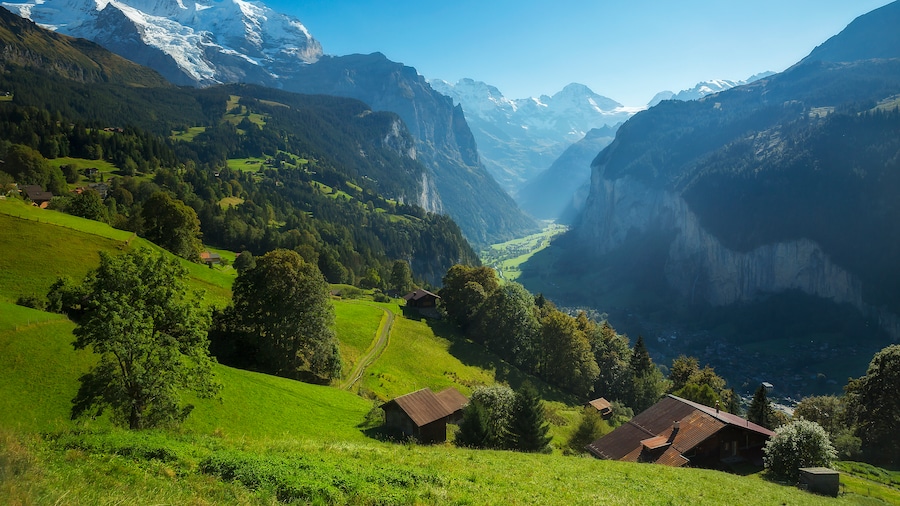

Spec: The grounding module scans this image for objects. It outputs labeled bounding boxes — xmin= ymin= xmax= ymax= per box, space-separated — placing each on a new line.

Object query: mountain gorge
xmin=528 ymin=1 xmax=900 ymax=395
xmin=1 ymin=0 xmax=535 ymax=243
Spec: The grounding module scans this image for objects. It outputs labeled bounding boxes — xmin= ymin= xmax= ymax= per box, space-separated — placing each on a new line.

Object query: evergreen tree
xmin=455 ymin=401 xmax=490 ymax=448
xmin=506 ymin=384 xmax=552 ymax=453
xmin=747 ymin=384 xmax=777 ymax=429
xmin=627 ymin=335 xmax=666 ymax=412
xmin=566 ymin=407 xmax=610 ymax=454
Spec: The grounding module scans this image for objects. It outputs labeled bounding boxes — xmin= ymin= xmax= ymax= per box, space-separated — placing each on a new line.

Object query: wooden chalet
xmin=586 ymin=395 xmax=775 ymax=470
xmin=22 ymin=185 xmax=52 ymax=207
xmin=402 ymin=289 xmax=440 ymax=308
xmin=381 ymin=387 xmax=468 ymax=443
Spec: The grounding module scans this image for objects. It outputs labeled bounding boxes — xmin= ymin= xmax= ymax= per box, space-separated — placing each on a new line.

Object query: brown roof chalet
xmin=587 ymin=397 xmax=613 ymax=417
xmin=383 ymin=387 xmax=466 ymax=427
xmin=586 ymin=395 xmax=775 ymax=469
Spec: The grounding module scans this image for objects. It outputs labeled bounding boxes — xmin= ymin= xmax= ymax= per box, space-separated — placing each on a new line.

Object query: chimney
xmin=668 ymin=420 xmax=680 ymax=443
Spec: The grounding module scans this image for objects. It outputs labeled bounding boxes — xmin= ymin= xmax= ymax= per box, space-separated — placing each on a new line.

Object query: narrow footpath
xmin=340 ymin=304 xmax=395 ymax=391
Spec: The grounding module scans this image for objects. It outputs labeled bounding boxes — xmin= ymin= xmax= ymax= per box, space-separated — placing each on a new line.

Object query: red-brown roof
xmin=435 ymin=388 xmax=468 ymax=414
xmin=586 ymin=395 xmax=774 ymax=466
xmin=383 ymin=388 xmax=467 ymax=427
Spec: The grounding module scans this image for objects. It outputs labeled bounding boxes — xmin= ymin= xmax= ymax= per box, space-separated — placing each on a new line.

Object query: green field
xmin=1 ymin=205 xmax=898 ymax=504
xmin=481 ymin=223 xmax=567 ymax=281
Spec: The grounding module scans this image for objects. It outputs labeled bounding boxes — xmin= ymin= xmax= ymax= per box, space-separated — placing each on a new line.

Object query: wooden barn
xmin=381 ymin=387 xmax=468 ymax=443
xmin=586 ymin=395 xmax=775 ymax=470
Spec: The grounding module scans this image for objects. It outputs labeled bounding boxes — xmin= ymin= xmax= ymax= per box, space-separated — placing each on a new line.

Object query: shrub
xmin=764 ymin=419 xmax=837 ymax=481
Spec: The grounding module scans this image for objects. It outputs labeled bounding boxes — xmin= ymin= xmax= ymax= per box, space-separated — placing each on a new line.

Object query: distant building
xmin=381 ymin=387 xmax=468 ymax=444
xmin=200 ymin=251 xmax=221 ymax=265
xmin=586 ymin=395 xmax=775 ymax=470
xmin=402 ymin=289 xmax=440 ymax=308
xmin=22 ymin=185 xmax=52 ymax=208
xmin=586 ymin=397 xmax=613 ymax=418
xmin=761 ymin=382 xmax=774 ymax=394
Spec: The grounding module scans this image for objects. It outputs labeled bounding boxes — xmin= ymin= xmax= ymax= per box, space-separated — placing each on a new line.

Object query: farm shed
xmin=381 ymin=387 xmax=468 ymax=443
xmin=586 ymin=397 xmax=613 ymax=418
xmin=798 ymin=467 xmax=839 ymax=497
xmin=22 ymin=185 xmax=52 ymax=207
xmin=586 ymin=395 xmax=774 ymax=470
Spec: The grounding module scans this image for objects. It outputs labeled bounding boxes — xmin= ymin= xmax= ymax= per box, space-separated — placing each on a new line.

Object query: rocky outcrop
xmin=577 ymin=171 xmax=900 ymax=338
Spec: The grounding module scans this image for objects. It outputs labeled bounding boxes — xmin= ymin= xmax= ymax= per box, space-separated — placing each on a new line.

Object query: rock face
xmin=2 ymin=0 xmax=323 ymax=87
xmin=580 ymin=175 xmax=865 ymax=310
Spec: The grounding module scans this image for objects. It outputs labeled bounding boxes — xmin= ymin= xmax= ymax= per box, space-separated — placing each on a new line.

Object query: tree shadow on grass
xmin=422 ymin=317 xmax=576 ymax=405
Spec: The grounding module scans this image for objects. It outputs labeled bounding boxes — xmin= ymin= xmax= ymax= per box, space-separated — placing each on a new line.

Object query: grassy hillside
xmin=1 ymin=201 xmax=897 ymax=504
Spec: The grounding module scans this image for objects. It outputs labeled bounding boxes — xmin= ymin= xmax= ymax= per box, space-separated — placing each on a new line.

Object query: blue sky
xmin=267 ymin=1 xmax=894 ymax=106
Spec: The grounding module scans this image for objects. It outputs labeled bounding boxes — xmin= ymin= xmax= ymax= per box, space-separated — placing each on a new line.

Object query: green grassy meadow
xmin=1 ymin=202 xmax=898 ymax=504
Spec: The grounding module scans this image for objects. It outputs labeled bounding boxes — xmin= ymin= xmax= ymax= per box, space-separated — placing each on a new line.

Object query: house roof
xmin=587 ymin=397 xmax=612 ymax=413
xmin=586 ymin=395 xmax=774 ymax=466
xmin=382 ymin=387 xmax=468 ymax=427
xmin=402 ymin=289 xmax=440 ymax=302
xmin=22 ymin=185 xmax=52 ymax=202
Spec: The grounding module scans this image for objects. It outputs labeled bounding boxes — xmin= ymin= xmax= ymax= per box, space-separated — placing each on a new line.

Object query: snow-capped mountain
xmin=648 ymin=72 xmax=774 ymax=106
xmin=1 ymin=0 xmax=322 ymax=86
xmin=429 ymin=78 xmax=637 ymax=195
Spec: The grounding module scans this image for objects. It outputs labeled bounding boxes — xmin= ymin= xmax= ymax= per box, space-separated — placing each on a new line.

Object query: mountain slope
xmin=282 ymin=53 xmax=537 ymax=244
xmin=801 ymin=0 xmax=900 ymax=64
xmin=527 ymin=2 xmax=900 ymax=396
xmin=2 ymin=1 xmax=536 ymax=243
xmin=0 ymin=5 xmax=169 ymax=86
xmin=1 ymin=0 xmax=322 ymax=87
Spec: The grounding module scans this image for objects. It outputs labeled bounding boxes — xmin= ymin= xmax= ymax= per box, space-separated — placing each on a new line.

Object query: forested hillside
xmin=0 ymin=55 xmax=478 ymax=285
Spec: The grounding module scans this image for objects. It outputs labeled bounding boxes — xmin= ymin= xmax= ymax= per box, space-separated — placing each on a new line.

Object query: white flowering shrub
xmin=763 ymin=419 xmax=837 ymax=481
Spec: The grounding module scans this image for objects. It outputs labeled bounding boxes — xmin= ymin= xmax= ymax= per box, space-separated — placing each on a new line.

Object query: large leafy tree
xmin=845 ymin=344 xmax=900 ymax=464
xmin=472 ymin=282 xmax=540 ymax=368
xmin=537 ymin=309 xmax=599 ymax=398
xmin=4 ymin=143 xmax=67 ymax=194
xmin=588 ymin=321 xmax=632 ymax=402
xmin=388 ymin=259 xmax=414 ymax=294
xmin=439 ymin=265 xmax=499 ymax=329
xmin=71 ymin=250 xmax=219 ymax=430
xmin=219 ymin=249 xmax=341 ymax=383
xmin=141 ymin=191 xmax=203 ymax=261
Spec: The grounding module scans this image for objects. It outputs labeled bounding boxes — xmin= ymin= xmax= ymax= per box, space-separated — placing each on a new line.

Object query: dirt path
xmin=341 ymin=304 xmax=395 ymax=391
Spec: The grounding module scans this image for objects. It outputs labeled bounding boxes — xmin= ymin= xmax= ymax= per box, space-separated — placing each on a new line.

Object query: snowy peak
xmin=648 ymin=72 xmax=775 ymax=106
xmin=429 ymin=78 xmax=636 ymax=194
xmin=2 ymin=0 xmax=323 ymax=86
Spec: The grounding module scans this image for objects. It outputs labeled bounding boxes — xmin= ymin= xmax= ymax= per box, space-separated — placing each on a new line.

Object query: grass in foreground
xmin=0 ymin=428 xmax=867 ymax=506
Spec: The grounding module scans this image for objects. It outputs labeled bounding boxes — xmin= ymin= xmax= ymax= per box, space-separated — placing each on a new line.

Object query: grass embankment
xmin=0 ymin=198 xmax=235 ymax=307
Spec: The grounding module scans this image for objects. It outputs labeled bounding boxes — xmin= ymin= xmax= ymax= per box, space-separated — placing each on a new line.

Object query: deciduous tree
xmin=218 ymin=249 xmax=341 ymax=383
xmin=141 ymin=191 xmax=202 ymax=261
xmin=845 ymin=344 xmax=900 ymax=464
xmin=70 ymin=250 xmax=219 ymax=429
